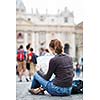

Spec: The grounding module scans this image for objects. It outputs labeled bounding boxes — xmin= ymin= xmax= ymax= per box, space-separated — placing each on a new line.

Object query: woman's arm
xmin=37 ymin=58 xmax=56 ymax=80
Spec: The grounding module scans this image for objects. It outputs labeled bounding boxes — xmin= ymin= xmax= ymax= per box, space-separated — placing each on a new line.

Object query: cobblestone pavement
xmin=16 ymin=72 xmax=83 ymax=100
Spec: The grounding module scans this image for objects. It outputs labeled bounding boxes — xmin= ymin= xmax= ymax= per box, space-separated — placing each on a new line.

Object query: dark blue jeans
xmin=31 ymin=72 xmax=72 ymax=96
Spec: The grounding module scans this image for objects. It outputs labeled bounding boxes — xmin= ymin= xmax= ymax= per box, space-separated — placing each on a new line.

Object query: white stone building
xmin=16 ymin=0 xmax=80 ymax=59
xmin=75 ymin=22 xmax=83 ymax=61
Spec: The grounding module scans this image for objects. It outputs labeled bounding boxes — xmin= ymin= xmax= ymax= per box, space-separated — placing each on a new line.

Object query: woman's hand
xmin=36 ymin=65 xmax=41 ymax=71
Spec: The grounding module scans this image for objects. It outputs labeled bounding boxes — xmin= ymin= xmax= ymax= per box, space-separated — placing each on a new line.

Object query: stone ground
xmin=16 ymin=72 xmax=83 ymax=100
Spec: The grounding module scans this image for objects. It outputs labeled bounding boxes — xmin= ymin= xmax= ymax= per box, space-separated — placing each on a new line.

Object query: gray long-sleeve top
xmin=37 ymin=54 xmax=74 ymax=87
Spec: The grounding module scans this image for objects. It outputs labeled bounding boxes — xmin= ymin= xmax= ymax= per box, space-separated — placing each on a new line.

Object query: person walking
xmin=27 ymin=48 xmax=37 ymax=80
xmin=26 ymin=43 xmax=31 ymax=71
xmin=28 ymin=39 xmax=74 ymax=96
xmin=39 ymin=48 xmax=46 ymax=56
xmin=17 ymin=45 xmax=29 ymax=82
xmin=75 ymin=62 xmax=81 ymax=78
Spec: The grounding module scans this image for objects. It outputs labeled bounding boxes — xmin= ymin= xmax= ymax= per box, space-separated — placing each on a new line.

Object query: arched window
xmin=21 ymin=9 xmax=25 ymax=12
xmin=64 ymin=17 xmax=68 ymax=23
xmin=51 ymin=18 xmax=54 ymax=22
xmin=17 ymin=33 xmax=23 ymax=39
xmin=28 ymin=18 xmax=31 ymax=21
xmin=64 ymin=43 xmax=70 ymax=54
xmin=16 ymin=8 xmax=19 ymax=12
xmin=40 ymin=15 xmax=45 ymax=21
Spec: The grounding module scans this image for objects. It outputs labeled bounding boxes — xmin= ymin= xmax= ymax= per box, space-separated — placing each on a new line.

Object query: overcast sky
xmin=22 ymin=0 xmax=83 ymax=24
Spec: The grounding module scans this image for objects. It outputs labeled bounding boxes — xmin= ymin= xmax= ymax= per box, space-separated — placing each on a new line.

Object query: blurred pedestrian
xmin=26 ymin=43 xmax=31 ymax=71
xmin=39 ymin=48 xmax=45 ymax=56
xmin=80 ymin=57 xmax=83 ymax=72
xmin=27 ymin=48 xmax=37 ymax=80
xmin=17 ymin=45 xmax=29 ymax=82
xmin=75 ymin=62 xmax=81 ymax=77
xmin=44 ymin=49 xmax=51 ymax=56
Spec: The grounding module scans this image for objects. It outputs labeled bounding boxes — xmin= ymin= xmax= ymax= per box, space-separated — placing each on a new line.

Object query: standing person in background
xmin=26 ymin=43 xmax=31 ymax=73
xmin=75 ymin=62 xmax=81 ymax=78
xmin=39 ymin=48 xmax=45 ymax=56
xmin=44 ymin=49 xmax=51 ymax=56
xmin=17 ymin=45 xmax=29 ymax=82
xmin=28 ymin=48 xmax=37 ymax=80
xmin=29 ymin=39 xmax=74 ymax=96
xmin=80 ymin=57 xmax=83 ymax=72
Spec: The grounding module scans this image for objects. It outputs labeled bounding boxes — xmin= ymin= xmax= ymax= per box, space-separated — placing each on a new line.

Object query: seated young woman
xmin=28 ymin=39 xmax=74 ymax=96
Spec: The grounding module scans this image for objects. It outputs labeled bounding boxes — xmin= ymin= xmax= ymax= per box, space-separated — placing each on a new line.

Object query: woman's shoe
xmin=29 ymin=77 xmax=31 ymax=80
xmin=26 ymin=78 xmax=29 ymax=82
xmin=19 ymin=80 xmax=22 ymax=82
xmin=28 ymin=88 xmax=45 ymax=95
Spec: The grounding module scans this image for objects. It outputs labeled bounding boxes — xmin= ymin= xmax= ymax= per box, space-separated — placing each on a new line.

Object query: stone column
xmin=27 ymin=33 xmax=32 ymax=44
xmin=63 ymin=32 xmax=75 ymax=59
xmin=69 ymin=32 xmax=76 ymax=59
xmin=57 ymin=32 xmax=61 ymax=39
xmin=57 ymin=32 xmax=64 ymax=43
xmin=24 ymin=33 xmax=27 ymax=50
xmin=46 ymin=32 xmax=50 ymax=48
xmin=35 ymin=32 xmax=39 ymax=54
xmin=32 ymin=32 xmax=35 ymax=51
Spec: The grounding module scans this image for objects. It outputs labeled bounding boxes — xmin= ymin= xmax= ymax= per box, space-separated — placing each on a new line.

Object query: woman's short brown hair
xmin=49 ymin=39 xmax=63 ymax=54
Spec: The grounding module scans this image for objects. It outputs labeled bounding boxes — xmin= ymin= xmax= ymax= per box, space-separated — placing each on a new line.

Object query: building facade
xmin=16 ymin=0 xmax=82 ymax=60
xmin=75 ymin=22 xmax=83 ymax=61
